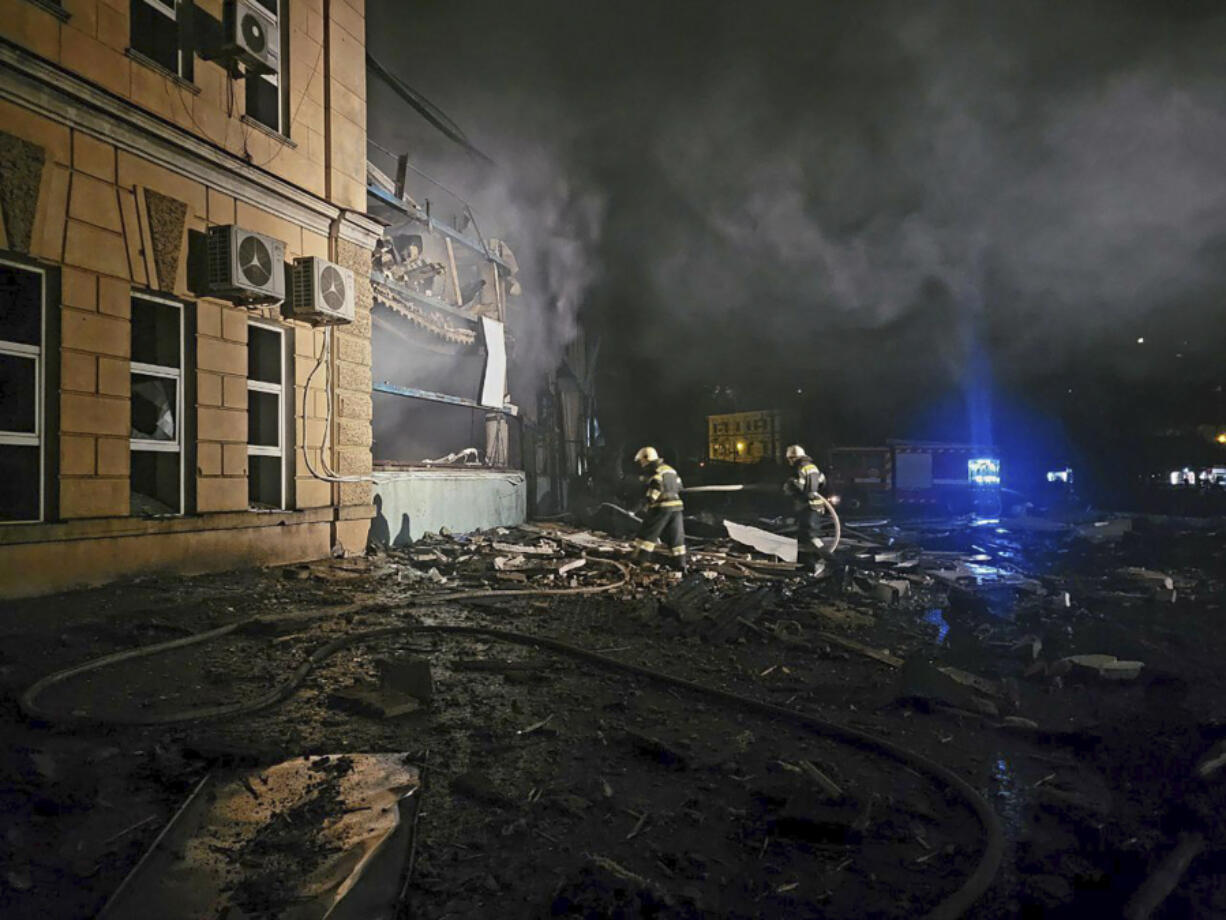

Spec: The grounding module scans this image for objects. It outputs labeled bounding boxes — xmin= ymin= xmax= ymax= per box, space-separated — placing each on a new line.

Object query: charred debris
xmin=2 ymin=505 xmax=1226 ymax=919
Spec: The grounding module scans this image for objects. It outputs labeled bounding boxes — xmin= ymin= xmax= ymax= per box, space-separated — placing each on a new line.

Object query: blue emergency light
xmin=968 ymin=458 xmax=1000 ymax=486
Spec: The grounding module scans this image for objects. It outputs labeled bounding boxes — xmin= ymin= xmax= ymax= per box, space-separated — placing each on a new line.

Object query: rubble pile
xmin=1 ymin=512 xmax=1224 ymax=918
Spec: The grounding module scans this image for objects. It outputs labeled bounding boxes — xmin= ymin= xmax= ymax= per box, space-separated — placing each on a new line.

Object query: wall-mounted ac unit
xmin=286 ymin=257 xmax=355 ymax=325
xmin=206 ymin=225 xmax=286 ymax=306
xmin=221 ymin=0 xmax=280 ymax=76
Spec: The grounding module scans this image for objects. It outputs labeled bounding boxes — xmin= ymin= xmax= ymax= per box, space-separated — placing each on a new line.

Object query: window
xmin=130 ymin=0 xmax=186 ymax=77
xmin=247 ymin=322 xmax=288 ymax=509
xmin=130 ymin=295 xmax=184 ymax=515
xmin=0 ymin=260 xmax=45 ymax=523
xmin=244 ymin=0 xmax=286 ymax=134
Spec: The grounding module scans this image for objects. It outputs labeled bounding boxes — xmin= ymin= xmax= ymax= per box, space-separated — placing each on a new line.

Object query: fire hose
xmin=20 ymin=561 xmax=998 ymax=920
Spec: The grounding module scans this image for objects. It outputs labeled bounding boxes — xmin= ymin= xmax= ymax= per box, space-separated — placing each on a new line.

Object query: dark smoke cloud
xmin=368 ymin=0 xmax=1226 ymax=450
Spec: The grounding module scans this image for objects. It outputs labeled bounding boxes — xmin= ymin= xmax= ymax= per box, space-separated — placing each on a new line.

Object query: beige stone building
xmin=0 ymin=0 xmax=381 ymax=597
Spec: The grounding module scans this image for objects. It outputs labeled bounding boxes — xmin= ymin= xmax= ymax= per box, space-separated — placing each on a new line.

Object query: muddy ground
xmin=1 ymin=514 xmax=1225 ymax=919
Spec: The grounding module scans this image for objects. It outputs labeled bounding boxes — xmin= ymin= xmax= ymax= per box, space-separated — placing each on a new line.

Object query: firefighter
xmin=629 ymin=446 xmax=687 ymax=571
xmin=784 ymin=444 xmax=827 ymax=575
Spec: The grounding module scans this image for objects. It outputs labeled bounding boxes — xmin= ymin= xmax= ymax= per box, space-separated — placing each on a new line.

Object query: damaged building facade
xmin=0 ymin=0 xmax=381 ymax=597
xmin=363 ymin=61 xmax=598 ymax=544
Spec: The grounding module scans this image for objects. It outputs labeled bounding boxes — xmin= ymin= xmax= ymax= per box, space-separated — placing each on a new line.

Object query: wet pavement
xmin=1 ymin=511 xmax=1225 ymax=918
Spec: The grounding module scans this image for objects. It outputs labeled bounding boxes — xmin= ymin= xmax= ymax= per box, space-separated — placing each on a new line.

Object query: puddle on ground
xmin=922 ymin=608 xmax=950 ymax=644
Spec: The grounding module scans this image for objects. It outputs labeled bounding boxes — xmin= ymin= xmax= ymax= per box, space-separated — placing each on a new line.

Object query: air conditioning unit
xmin=206 ymin=225 xmax=286 ymax=306
xmin=221 ymin=0 xmax=280 ymax=76
xmin=286 ymin=257 xmax=355 ymax=325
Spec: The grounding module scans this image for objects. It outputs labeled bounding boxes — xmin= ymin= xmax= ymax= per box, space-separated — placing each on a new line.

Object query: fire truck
xmin=827 ymin=440 xmax=1001 ymax=516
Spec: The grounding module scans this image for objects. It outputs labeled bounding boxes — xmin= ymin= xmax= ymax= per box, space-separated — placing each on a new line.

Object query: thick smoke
xmin=369 ymin=0 xmax=1226 ymax=446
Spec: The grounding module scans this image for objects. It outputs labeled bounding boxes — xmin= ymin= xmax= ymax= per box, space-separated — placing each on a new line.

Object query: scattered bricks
xmin=97 ymin=275 xmax=131 ymax=318
xmin=196 ymin=336 xmax=246 ymax=376
xmin=96 ymin=437 xmax=129 ymax=476
xmin=197 ymin=442 xmax=222 ymax=476
xmin=61 ymin=393 xmax=127 ymax=436
xmin=197 ymin=407 xmax=246 ymax=442
xmin=61 ymin=351 xmax=97 ymax=393
xmin=222 ymin=442 xmax=247 ymax=476
xmin=864 ymin=577 xmax=910 ymax=604
xmin=61 ymin=309 xmax=129 ymax=357
xmin=220 ymin=307 xmax=248 ymax=343
xmin=96 ymin=357 xmax=129 ymax=397
xmin=61 ymin=267 xmax=97 ymax=311
xmin=60 ymin=435 xmax=96 ymax=476
xmin=60 ymin=478 xmax=127 ymax=519
xmin=222 ymin=375 xmax=247 ymax=409
xmin=197 ymin=371 xmax=222 ymax=406
xmin=196 ymin=300 xmax=222 ymax=339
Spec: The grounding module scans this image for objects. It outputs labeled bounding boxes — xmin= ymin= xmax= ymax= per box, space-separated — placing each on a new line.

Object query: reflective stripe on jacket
xmin=644 ymin=462 xmax=684 ymax=509
xmin=786 ymin=458 xmax=826 ymax=510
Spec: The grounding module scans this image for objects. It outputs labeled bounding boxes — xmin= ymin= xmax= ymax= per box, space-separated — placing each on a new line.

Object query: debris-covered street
xmin=4 ymin=510 xmax=1225 ymax=918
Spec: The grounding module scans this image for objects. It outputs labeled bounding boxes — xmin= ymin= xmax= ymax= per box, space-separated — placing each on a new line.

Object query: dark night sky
xmin=366 ymin=0 xmax=1226 ymax=475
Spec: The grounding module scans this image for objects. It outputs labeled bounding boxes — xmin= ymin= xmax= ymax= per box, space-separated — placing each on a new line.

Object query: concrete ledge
xmin=372 ymin=469 xmax=526 ymax=546
xmin=0 ymin=507 xmax=335 ymax=547
xmin=0 ymin=519 xmax=332 ymax=599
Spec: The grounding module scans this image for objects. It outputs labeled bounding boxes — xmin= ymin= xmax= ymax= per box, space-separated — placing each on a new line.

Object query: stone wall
xmin=0 ymin=0 xmax=368 ymax=211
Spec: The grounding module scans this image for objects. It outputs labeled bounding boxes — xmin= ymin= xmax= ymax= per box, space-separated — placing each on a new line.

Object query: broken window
xmin=247 ymin=322 xmax=287 ymax=509
xmin=243 ymin=0 xmax=286 ymax=135
xmin=130 ymin=0 xmax=185 ymax=77
xmin=0 ymin=259 xmax=45 ymax=523
xmin=130 ymin=294 xmax=183 ymax=515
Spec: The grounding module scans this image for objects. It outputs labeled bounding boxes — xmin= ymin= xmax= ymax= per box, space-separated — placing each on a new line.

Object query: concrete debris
xmin=1053 ymin=654 xmax=1145 ymax=681
xmin=558 ymin=558 xmax=587 ymax=576
xmin=492 ymin=540 xmax=558 ymax=556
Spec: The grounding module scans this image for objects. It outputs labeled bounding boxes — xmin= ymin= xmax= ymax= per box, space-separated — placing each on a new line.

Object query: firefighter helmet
xmin=634 ymin=446 xmax=659 ymax=466
xmin=786 ymin=444 xmax=805 ymax=461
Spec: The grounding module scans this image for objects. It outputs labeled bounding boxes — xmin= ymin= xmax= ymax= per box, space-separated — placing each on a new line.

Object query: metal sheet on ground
xmin=101 ymin=754 xmax=420 ymax=920
xmin=724 ymin=519 xmax=798 ymax=563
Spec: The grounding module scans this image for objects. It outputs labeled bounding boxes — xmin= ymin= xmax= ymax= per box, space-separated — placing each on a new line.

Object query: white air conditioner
xmin=221 ymin=0 xmax=280 ymax=76
xmin=206 ymin=225 xmax=286 ymax=306
xmin=286 ymin=257 xmax=355 ymax=325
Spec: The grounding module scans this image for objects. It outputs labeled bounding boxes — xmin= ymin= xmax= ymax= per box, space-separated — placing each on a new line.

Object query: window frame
xmin=130 ymin=292 xmax=185 ymax=515
xmin=128 ymin=0 xmax=195 ymax=82
xmin=0 ymin=257 xmax=46 ymax=524
xmin=246 ymin=319 xmax=289 ymax=510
